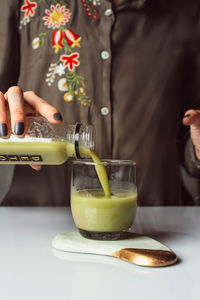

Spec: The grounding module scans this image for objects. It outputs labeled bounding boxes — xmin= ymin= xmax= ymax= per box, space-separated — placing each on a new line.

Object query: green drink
xmin=0 ymin=141 xmax=90 ymax=164
xmin=71 ymin=160 xmax=137 ymax=240
xmin=0 ymin=116 xmax=93 ymax=164
xmin=71 ymin=189 xmax=137 ymax=232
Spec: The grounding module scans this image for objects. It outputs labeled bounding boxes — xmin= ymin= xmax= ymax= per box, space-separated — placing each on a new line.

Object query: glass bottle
xmin=0 ymin=116 xmax=94 ymax=164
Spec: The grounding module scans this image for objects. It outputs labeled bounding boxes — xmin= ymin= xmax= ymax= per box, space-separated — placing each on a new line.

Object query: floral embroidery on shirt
xmin=43 ymin=4 xmax=71 ymax=29
xmin=22 ymin=0 xmax=37 ymax=16
xmin=61 ymin=53 xmax=80 ymax=71
xmin=64 ymin=29 xmax=82 ymax=48
xmin=81 ymin=0 xmax=100 ymax=20
xmin=19 ymin=0 xmax=92 ymax=106
xmin=32 ymin=37 xmax=40 ymax=49
xmin=19 ymin=0 xmax=37 ymax=29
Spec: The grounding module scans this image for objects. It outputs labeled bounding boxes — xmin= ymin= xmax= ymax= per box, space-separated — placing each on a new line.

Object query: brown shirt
xmin=1 ymin=0 xmax=200 ymax=206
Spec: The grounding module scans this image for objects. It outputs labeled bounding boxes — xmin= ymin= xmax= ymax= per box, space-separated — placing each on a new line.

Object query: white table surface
xmin=0 ymin=206 xmax=199 ymax=300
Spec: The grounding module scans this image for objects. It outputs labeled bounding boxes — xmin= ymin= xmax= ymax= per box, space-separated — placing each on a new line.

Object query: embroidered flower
xmin=43 ymin=4 xmax=71 ymax=29
xmin=19 ymin=15 xmax=31 ymax=29
xmin=46 ymin=63 xmax=58 ymax=86
xmin=56 ymin=64 xmax=66 ymax=76
xmin=58 ymin=78 xmax=68 ymax=92
xmin=64 ymin=30 xmax=82 ymax=48
xmin=64 ymin=92 xmax=74 ymax=102
xmin=60 ymin=53 xmax=80 ymax=72
xmin=32 ymin=37 xmax=40 ymax=49
xmin=19 ymin=0 xmax=92 ymax=106
xmin=21 ymin=0 xmax=37 ymax=17
xmin=52 ymin=30 xmax=64 ymax=53
xmin=75 ymin=88 xmax=91 ymax=106
xmin=81 ymin=0 xmax=99 ymax=20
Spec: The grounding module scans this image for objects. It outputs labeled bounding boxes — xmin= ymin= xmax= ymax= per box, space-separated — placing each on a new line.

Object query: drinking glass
xmin=71 ymin=159 xmax=137 ymax=240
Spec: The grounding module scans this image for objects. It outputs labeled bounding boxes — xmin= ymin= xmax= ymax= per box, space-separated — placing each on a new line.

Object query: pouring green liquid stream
xmin=89 ymin=150 xmax=111 ymax=198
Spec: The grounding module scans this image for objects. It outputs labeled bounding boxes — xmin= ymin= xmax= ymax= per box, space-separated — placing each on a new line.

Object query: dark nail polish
xmin=0 ymin=123 xmax=8 ymax=137
xmin=53 ymin=113 xmax=62 ymax=121
xmin=14 ymin=122 xmax=24 ymax=135
xmin=183 ymin=114 xmax=191 ymax=118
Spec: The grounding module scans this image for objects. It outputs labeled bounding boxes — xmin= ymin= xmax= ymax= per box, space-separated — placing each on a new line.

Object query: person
xmin=0 ymin=0 xmax=200 ymax=206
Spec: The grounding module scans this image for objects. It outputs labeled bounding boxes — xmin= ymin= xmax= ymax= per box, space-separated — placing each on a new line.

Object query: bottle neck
xmin=68 ymin=123 xmax=94 ymax=159
xmin=24 ymin=117 xmax=94 ymax=158
xmin=74 ymin=123 xmax=82 ymax=159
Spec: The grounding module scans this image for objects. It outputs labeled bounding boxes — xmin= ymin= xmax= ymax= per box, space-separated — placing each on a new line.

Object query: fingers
xmin=30 ymin=164 xmax=42 ymax=171
xmin=24 ymin=91 xmax=62 ymax=124
xmin=182 ymin=109 xmax=200 ymax=126
xmin=1 ymin=87 xmax=62 ymax=138
xmin=0 ymin=92 xmax=8 ymax=137
xmin=6 ymin=86 xmax=25 ymax=136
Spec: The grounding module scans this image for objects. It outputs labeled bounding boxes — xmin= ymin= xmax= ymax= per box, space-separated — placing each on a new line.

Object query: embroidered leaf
xmin=62 ymin=39 xmax=72 ymax=55
xmin=65 ymin=45 xmax=72 ymax=54
xmin=76 ymin=75 xmax=85 ymax=88
xmin=39 ymin=32 xmax=47 ymax=36
xmin=66 ymin=71 xmax=76 ymax=79
xmin=65 ymin=71 xmax=90 ymax=106
xmin=40 ymin=37 xmax=45 ymax=46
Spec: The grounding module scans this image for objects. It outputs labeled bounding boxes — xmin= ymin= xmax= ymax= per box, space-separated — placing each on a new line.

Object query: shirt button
xmin=101 ymin=107 xmax=110 ymax=116
xmin=101 ymin=50 xmax=110 ymax=60
xmin=104 ymin=9 xmax=113 ymax=16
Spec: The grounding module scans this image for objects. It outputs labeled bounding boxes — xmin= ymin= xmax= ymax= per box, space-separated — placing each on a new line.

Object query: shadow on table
xmin=141 ymin=230 xmax=180 ymax=241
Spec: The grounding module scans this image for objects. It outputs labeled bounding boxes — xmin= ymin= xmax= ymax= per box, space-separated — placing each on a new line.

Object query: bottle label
xmin=0 ymin=155 xmax=43 ymax=162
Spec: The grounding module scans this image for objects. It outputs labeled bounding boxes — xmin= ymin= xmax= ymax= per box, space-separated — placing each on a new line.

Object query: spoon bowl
xmin=109 ymin=248 xmax=177 ymax=267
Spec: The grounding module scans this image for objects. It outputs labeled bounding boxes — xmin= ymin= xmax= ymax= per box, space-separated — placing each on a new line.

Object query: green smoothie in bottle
xmin=0 ymin=116 xmax=93 ymax=164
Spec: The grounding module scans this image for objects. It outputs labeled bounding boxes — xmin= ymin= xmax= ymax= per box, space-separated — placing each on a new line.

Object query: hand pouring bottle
xmin=0 ymin=116 xmax=94 ymax=165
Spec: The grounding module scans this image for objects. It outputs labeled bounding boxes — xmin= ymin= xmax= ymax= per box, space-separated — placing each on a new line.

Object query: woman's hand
xmin=183 ymin=109 xmax=200 ymax=160
xmin=0 ymin=86 xmax=63 ymax=170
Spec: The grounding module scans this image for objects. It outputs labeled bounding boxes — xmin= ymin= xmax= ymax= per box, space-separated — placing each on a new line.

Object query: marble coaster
xmin=52 ymin=231 xmax=177 ymax=267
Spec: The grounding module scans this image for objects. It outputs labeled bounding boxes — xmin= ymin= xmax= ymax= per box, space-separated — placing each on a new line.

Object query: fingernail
xmin=0 ymin=123 xmax=8 ymax=137
xmin=53 ymin=113 xmax=62 ymax=121
xmin=183 ymin=114 xmax=191 ymax=118
xmin=14 ymin=122 xmax=24 ymax=135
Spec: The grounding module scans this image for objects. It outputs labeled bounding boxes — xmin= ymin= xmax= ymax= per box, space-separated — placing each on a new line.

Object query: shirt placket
xmin=97 ymin=0 xmax=114 ymax=157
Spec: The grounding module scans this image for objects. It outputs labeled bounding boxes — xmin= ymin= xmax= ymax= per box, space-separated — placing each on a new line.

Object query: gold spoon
xmin=109 ymin=248 xmax=177 ymax=267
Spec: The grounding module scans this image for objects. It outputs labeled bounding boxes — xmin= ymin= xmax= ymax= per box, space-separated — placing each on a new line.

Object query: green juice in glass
xmin=71 ymin=151 xmax=137 ymax=234
xmin=71 ymin=189 xmax=137 ymax=232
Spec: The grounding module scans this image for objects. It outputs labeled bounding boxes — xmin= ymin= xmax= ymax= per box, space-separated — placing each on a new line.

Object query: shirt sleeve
xmin=182 ymin=29 xmax=200 ymax=178
xmin=0 ymin=0 xmax=20 ymax=93
xmin=184 ymin=138 xmax=200 ymax=177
